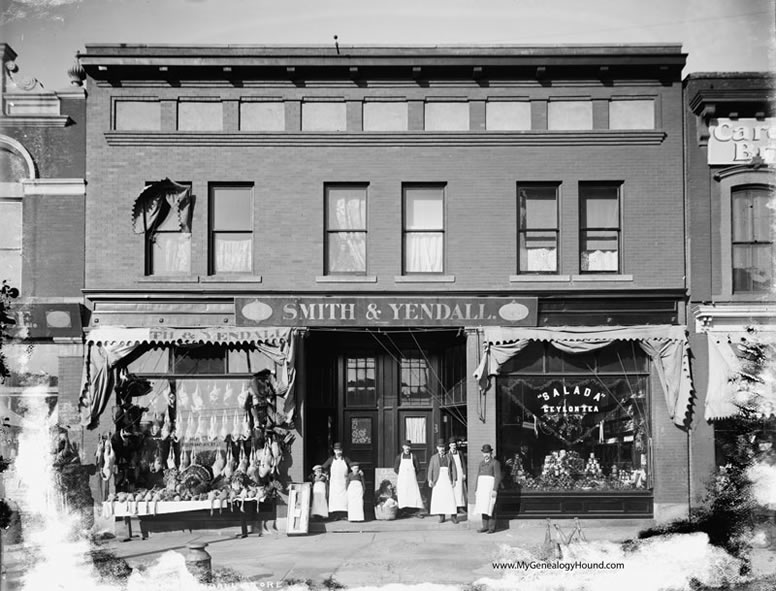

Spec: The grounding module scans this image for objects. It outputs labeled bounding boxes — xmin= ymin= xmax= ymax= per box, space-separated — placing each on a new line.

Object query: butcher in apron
xmin=322 ymin=442 xmax=350 ymax=520
xmin=393 ymin=440 xmax=425 ymax=517
xmin=474 ymin=443 xmax=502 ymax=533
xmin=346 ymin=462 xmax=365 ymax=522
xmin=310 ymin=465 xmax=329 ymax=520
xmin=447 ymin=437 xmax=467 ymax=514
xmin=427 ymin=438 xmax=458 ymax=523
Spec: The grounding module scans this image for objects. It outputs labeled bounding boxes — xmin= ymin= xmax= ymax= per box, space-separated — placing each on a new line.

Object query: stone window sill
xmin=200 ymin=275 xmax=263 ymax=283
xmin=510 ymin=274 xmax=571 ymax=282
xmin=316 ymin=275 xmax=377 ymax=283
xmin=571 ymin=274 xmax=633 ymax=282
xmin=394 ymin=275 xmax=456 ymax=283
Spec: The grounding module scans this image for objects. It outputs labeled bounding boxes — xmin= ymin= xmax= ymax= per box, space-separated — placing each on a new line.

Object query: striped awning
xmin=85 ymin=326 xmax=292 ymax=347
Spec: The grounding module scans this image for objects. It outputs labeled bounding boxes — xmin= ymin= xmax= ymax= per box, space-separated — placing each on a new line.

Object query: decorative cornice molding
xmin=21 ymin=178 xmax=85 ymax=196
xmin=694 ymin=303 xmax=776 ymax=333
xmin=0 ymin=115 xmax=71 ymax=127
xmin=104 ymin=130 xmax=667 ymax=147
xmin=713 ymin=162 xmax=776 ymax=181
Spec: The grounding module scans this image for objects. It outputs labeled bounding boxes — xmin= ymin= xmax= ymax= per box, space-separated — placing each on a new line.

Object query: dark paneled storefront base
xmin=498 ymin=491 xmax=653 ymax=518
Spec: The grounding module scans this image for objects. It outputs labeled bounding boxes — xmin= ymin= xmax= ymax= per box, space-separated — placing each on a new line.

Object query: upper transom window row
xmin=112 ymin=98 xmax=657 ymax=132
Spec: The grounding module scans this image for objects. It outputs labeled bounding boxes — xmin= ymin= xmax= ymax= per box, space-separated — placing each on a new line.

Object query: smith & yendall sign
xmin=708 ymin=118 xmax=776 ymax=165
xmin=235 ymin=296 xmax=538 ymax=327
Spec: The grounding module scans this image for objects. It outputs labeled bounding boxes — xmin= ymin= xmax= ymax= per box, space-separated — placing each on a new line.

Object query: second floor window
xmin=209 ymin=185 xmax=253 ymax=274
xmin=732 ymin=185 xmax=774 ymax=293
xmin=518 ymin=184 xmax=559 ymax=273
xmin=325 ymin=185 xmax=367 ymax=274
xmin=403 ymin=185 xmax=444 ymax=273
xmin=136 ymin=180 xmax=192 ymax=276
xmin=0 ymin=199 xmax=22 ymax=290
xmin=580 ymin=183 xmax=621 ymax=273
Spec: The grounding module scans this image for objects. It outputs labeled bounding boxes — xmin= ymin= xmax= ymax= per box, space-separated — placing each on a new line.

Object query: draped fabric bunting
xmin=704 ymin=334 xmax=745 ymax=421
xmin=473 ymin=325 xmax=694 ymax=427
xmin=79 ymin=326 xmax=299 ymax=430
xmin=131 ymin=178 xmax=192 ymax=235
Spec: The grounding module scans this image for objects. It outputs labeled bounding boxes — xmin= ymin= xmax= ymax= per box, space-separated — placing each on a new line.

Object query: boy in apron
xmin=474 ymin=444 xmax=502 ymax=533
xmin=447 ymin=436 xmax=467 ymax=515
xmin=322 ymin=442 xmax=350 ymax=520
xmin=346 ymin=462 xmax=365 ymax=522
xmin=427 ymin=438 xmax=458 ymax=523
xmin=393 ymin=440 xmax=425 ymax=518
xmin=310 ymin=464 xmax=329 ymax=520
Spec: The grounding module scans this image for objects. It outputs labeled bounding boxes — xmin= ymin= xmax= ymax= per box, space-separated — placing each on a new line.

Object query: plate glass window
xmin=403 ymin=186 xmax=444 ymax=273
xmin=518 ymin=184 xmax=559 ymax=273
xmin=732 ymin=186 xmax=774 ymax=293
xmin=210 ymin=185 xmax=253 ymax=274
xmin=0 ymin=200 xmax=22 ymax=289
xmin=580 ymin=184 xmax=620 ymax=273
xmin=326 ymin=185 xmax=367 ymax=274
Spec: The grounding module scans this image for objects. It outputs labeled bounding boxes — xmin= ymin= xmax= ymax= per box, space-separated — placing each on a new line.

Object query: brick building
xmin=77 ymin=44 xmax=693 ymax=525
xmin=684 ymin=72 xmax=776 ymax=503
xmin=0 ymin=44 xmax=86 ymax=474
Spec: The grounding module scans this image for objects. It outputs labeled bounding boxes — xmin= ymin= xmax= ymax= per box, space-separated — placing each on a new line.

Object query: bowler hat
xmin=436 ymin=438 xmax=446 ymax=447
xmin=447 ymin=436 xmax=458 ymax=445
xmin=333 ymin=442 xmax=342 ymax=451
xmin=402 ymin=439 xmax=412 ymax=446
xmin=312 ymin=465 xmax=323 ymax=471
xmin=481 ymin=444 xmax=493 ymax=453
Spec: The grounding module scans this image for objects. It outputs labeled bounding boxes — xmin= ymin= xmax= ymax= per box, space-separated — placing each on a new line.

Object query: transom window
xmin=345 ymin=356 xmax=377 ymax=407
xmin=209 ymin=185 xmax=253 ymax=274
xmin=403 ymin=185 xmax=445 ymax=273
xmin=400 ymin=357 xmax=432 ymax=406
xmin=579 ymin=183 xmax=621 ymax=273
xmin=518 ymin=184 xmax=559 ymax=273
xmin=325 ymin=185 xmax=367 ymax=274
xmin=732 ymin=185 xmax=774 ymax=293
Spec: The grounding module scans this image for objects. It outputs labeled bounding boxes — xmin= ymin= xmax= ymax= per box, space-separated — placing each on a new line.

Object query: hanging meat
xmin=222 ymin=446 xmax=234 ymax=480
xmin=101 ymin=438 xmax=115 ymax=481
xmin=179 ymin=447 xmax=191 ymax=470
xmin=208 ymin=414 xmax=218 ymax=441
xmin=177 ymin=382 xmax=189 ymax=408
xmin=185 ymin=411 xmax=197 ymax=440
xmin=246 ymin=447 xmax=258 ymax=481
xmin=212 ymin=448 xmax=225 ymax=479
xmin=166 ymin=442 xmax=176 ymax=470
xmin=192 ymin=383 xmax=203 ymax=410
xmin=194 ymin=411 xmax=206 ymax=440
xmin=208 ymin=381 xmax=220 ymax=405
xmin=223 ymin=382 xmax=234 ymax=404
xmin=237 ymin=383 xmax=248 ymax=408
xmin=240 ymin=411 xmax=251 ymax=440
xmin=231 ymin=411 xmax=241 ymax=440
xmin=219 ymin=410 xmax=229 ymax=440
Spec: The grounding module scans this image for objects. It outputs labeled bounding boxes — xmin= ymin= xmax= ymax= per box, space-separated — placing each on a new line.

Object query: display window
xmin=497 ymin=342 xmax=651 ymax=492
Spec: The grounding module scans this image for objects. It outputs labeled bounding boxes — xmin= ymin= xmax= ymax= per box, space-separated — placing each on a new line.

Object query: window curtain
xmin=406 ymin=233 xmax=443 ymax=272
xmin=473 ymin=325 xmax=694 ymax=427
xmin=215 ymin=238 xmax=252 ymax=273
xmin=332 ymin=194 xmax=366 ymax=272
xmin=153 ymin=233 xmax=191 ymax=274
xmin=79 ymin=328 xmax=301 ymax=429
xmin=526 ymin=247 xmax=557 ymax=272
xmin=405 ymin=417 xmax=427 ymax=444
xmin=581 ymin=249 xmax=618 ymax=272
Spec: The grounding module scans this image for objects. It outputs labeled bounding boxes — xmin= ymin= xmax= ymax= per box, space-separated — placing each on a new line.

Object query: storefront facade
xmin=685 ymin=73 xmax=776 ymax=502
xmin=79 ymin=44 xmax=690 ymax=523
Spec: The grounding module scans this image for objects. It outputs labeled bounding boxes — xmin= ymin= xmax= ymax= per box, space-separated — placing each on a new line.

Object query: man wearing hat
xmin=310 ymin=464 xmax=329 ymax=520
xmin=474 ymin=444 xmax=502 ymax=533
xmin=447 ymin=436 xmax=467 ymax=515
xmin=322 ymin=442 xmax=350 ymax=520
xmin=427 ymin=438 xmax=458 ymax=523
xmin=393 ymin=440 xmax=425 ymax=517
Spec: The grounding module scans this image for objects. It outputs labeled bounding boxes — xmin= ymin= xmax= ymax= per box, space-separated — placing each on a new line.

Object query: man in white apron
xmin=447 ymin=437 xmax=467 ymax=515
xmin=474 ymin=443 xmax=502 ymax=533
xmin=393 ymin=440 xmax=424 ymax=518
xmin=322 ymin=442 xmax=350 ymax=520
xmin=427 ymin=438 xmax=458 ymax=523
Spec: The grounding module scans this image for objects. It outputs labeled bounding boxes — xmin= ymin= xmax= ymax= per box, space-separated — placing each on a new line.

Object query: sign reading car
xmin=234 ymin=296 xmax=538 ymax=327
xmin=708 ymin=118 xmax=776 ymax=165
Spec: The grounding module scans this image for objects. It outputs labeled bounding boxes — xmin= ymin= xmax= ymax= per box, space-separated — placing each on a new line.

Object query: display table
xmin=102 ymin=499 xmax=274 ymax=540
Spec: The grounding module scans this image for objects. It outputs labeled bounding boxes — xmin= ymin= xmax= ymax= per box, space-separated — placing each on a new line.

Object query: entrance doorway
xmin=304 ymin=329 xmax=465 ymax=501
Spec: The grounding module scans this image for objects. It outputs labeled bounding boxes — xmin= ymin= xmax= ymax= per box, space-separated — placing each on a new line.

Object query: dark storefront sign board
xmin=4 ymin=303 xmax=83 ymax=339
xmin=235 ymin=296 xmax=538 ymax=327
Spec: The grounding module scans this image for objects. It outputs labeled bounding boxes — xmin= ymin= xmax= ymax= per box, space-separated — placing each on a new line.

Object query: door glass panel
xmin=405 ymin=416 xmax=427 ymax=444
xmin=351 ymin=417 xmax=372 ymax=445
xmin=345 ymin=357 xmax=376 ymax=406
xmin=400 ymin=357 xmax=432 ymax=406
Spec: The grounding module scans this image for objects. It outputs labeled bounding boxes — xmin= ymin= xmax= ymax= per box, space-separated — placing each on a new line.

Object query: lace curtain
xmin=329 ymin=193 xmax=366 ymax=272
xmin=405 ymin=417 xmax=427 ymax=444
xmin=405 ymin=232 xmax=443 ymax=273
xmin=215 ymin=237 xmax=252 ymax=273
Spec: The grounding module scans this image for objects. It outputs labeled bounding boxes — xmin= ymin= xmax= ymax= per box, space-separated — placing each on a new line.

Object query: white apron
xmin=474 ymin=474 xmax=497 ymax=516
xmin=328 ymin=458 xmax=348 ymax=513
xmin=397 ymin=455 xmax=424 ymax=509
xmin=347 ymin=480 xmax=364 ymax=522
xmin=430 ymin=466 xmax=457 ymax=515
xmin=311 ymin=480 xmax=328 ymax=518
xmin=450 ymin=453 xmax=465 ymax=508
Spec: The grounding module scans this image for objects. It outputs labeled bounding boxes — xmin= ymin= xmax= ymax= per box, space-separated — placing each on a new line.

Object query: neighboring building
xmin=685 ymin=73 xmax=776 ymax=503
xmin=78 ymin=44 xmax=691 ymax=524
xmin=0 ymin=44 xmax=86 ymax=473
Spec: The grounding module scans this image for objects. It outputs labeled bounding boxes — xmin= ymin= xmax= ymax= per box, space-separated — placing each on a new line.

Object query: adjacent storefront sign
xmin=536 ymin=383 xmax=608 ymax=415
xmin=708 ymin=117 xmax=776 ymax=165
xmin=5 ymin=303 xmax=83 ymax=339
xmin=235 ymin=296 xmax=538 ymax=327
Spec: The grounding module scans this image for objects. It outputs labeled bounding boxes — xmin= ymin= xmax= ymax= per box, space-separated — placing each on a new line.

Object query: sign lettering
xmin=235 ymin=296 xmax=538 ymax=327
xmin=708 ymin=118 xmax=776 ymax=165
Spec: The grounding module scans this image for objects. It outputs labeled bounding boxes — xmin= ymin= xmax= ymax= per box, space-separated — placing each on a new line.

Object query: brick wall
xmin=85 ymin=80 xmax=685 ymax=293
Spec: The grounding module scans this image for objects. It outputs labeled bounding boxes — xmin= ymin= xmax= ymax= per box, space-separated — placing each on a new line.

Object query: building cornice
xmin=0 ymin=115 xmax=71 ymax=128
xmin=694 ymin=303 xmax=776 ymax=333
xmin=21 ymin=178 xmax=86 ymax=196
xmin=103 ymin=130 xmax=667 ymax=148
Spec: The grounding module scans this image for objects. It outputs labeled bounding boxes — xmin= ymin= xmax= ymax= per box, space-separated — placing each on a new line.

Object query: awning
xmin=131 ymin=178 xmax=191 ymax=235
xmin=705 ymin=332 xmax=776 ymax=421
xmin=80 ymin=326 xmax=299 ymax=430
xmin=473 ymin=325 xmax=693 ymax=427
xmin=85 ymin=325 xmax=291 ymax=347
